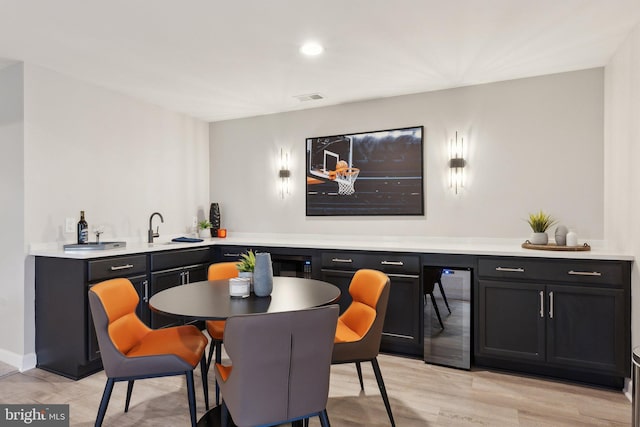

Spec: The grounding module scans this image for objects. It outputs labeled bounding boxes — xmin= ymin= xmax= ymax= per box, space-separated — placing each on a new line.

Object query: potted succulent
xmin=198 ymin=220 xmax=212 ymax=239
xmin=526 ymin=210 xmax=557 ymax=245
xmin=236 ymin=250 xmax=255 ymax=285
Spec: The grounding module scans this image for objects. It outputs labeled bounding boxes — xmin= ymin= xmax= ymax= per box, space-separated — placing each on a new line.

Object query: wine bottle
xmin=77 ymin=210 xmax=89 ymax=244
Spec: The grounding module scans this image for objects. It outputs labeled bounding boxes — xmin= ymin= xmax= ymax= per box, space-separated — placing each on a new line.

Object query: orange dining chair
xmin=213 ymin=305 xmax=339 ymax=427
xmin=88 ymin=278 xmax=208 ymax=427
xmin=331 ymin=269 xmax=395 ymax=426
xmin=205 ymin=262 xmax=239 ymax=405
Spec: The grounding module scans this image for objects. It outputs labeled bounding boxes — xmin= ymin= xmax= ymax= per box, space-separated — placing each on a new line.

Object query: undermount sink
xmin=63 ymin=241 xmax=127 ymax=251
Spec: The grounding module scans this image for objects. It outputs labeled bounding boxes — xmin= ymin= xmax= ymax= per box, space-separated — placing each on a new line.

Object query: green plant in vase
xmin=236 ymin=250 xmax=256 ymax=287
xmin=526 ymin=210 xmax=557 ymax=245
xmin=197 ymin=220 xmax=212 ymax=238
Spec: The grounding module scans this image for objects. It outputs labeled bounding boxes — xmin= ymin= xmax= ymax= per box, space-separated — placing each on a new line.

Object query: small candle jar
xmin=229 ymin=277 xmax=250 ymax=297
xmin=218 ymin=228 xmax=227 ymax=238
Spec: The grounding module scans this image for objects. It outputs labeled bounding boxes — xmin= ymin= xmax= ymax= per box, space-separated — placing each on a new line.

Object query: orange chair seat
xmin=206 ymin=320 xmax=226 ymax=340
xmin=126 ymin=324 xmax=208 ymax=367
xmin=215 ymin=363 xmax=233 ymax=382
xmin=334 ymin=319 xmax=364 ymax=343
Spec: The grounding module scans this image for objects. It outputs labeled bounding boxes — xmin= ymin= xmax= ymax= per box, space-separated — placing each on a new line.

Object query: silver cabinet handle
xmin=332 ymin=258 xmax=353 ymax=263
xmin=110 ymin=264 xmax=134 ymax=271
xmin=186 ymin=270 xmax=190 ymax=283
xmin=180 ymin=271 xmax=186 ymax=285
xmin=143 ymin=280 xmax=149 ymax=303
xmin=549 ymin=291 xmax=554 ymax=319
xmin=224 ymin=253 xmax=241 ymax=257
xmin=495 ymin=267 xmax=525 ymax=273
xmin=539 ymin=290 xmax=544 ymax=318
xmin=568 ymin=270 xmax=602 ymax=277
xmin=381 ymin=261 xmax=404 ymax=266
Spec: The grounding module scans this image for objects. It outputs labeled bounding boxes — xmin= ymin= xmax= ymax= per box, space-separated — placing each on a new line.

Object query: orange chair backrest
xmin=90 ymin=278 xmax=150 ymax=355
xmin=208 ymin=262 xmax=239 ymax=280
xmin=339 ymin=269 xmax=388 ymax=339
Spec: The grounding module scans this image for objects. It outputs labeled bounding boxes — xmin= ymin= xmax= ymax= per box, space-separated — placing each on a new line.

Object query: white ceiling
xmin=0 ymin=0 xmax=638 ymax=122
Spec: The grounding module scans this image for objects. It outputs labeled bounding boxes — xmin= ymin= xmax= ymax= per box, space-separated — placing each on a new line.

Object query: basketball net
xmin=334 ymin=168 xmax=360 ymax=195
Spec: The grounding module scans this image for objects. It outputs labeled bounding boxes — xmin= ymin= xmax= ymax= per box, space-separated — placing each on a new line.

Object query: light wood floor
xmin=0 ymin=354 xmax=630 ymax=426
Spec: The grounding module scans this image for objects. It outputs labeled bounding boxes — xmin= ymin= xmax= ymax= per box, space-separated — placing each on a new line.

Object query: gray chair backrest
xmin=220 ymin=305 xmax=339 ymax=427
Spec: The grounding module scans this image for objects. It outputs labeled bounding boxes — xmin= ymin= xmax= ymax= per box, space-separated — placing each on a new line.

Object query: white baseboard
xmin=0 ymin=349 xmax=36 ymax=372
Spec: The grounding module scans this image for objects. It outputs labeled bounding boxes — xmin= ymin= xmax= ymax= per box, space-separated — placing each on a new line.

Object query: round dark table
xmin=149 ymin=276 xmax=341 ymax=320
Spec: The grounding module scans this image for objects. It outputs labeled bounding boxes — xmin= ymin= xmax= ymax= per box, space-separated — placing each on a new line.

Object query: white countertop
xmin=28 ymin=233 xmax=635 ymax=261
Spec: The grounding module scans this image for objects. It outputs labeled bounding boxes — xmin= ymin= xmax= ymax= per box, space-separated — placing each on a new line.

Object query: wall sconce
xmin=279 ymin=148 xmax=291 ymax=199
xmin=449 ymin=131 xmax=466 ymax=194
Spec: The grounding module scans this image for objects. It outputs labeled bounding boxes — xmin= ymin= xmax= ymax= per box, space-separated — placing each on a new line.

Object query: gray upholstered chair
xmin=88 ymin=278 xmax=209 ymax=427
xmin=205 ymin=261 xmax=240 ymax=406
xmin=331 ymin=269 xmax=395 ymax=426
xmin=214 ymin=305 xmax=339 ymax=427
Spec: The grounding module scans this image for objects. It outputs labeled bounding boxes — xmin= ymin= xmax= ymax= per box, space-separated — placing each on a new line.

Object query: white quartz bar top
xmin=29 ymin=233 xmax=634 ymax=261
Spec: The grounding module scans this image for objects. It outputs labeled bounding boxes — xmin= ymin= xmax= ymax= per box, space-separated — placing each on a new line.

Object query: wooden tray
xmin=522 ymin=241 xmax=591 ymax=251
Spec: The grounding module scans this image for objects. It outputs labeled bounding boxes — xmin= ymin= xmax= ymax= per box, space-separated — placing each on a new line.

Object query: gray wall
xmin=210 ymin=68 xmax=604 ymax=240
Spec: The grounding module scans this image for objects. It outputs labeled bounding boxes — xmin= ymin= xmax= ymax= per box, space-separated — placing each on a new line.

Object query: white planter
xmin=198 ymin=229 xmax=210 ymax=239
xmin=529 ymin=232 xmax=548 ymax=245
xmin=238 ymin=271 xmax=253 ymax=285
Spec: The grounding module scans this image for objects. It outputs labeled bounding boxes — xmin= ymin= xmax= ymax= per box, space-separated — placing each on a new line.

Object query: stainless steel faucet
xmin=148 ymin=212 xmax=164 ymax=243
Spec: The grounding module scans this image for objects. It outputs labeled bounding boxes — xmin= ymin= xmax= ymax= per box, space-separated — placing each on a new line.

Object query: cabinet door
xmin=382 ymin=274 xmax=421 ymax=347
xmin=546 ymin=284 xmax=626 ymax=375
xmin=150 ymin=268 xmax=185 ymax=329
xmin=184 ymin=264 xmax=207 ymax=284
xmin=182 ymin=265 xmax=208 ymax=327
xmin=132 ymin=275 xmax=150 ymax=326
xmin=320 ymin=269 xmax=354 ymax=314
xmin=477 ymin=280 xmax=545 ymax=362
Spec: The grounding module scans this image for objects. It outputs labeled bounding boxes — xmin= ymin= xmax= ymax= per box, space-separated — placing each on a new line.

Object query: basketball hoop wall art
xmin=306 ymin=126 xmax=424 ymax=216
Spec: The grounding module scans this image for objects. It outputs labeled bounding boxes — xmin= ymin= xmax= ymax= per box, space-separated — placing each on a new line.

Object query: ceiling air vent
xmin=293 ymin=93 xmax=324 ymax=102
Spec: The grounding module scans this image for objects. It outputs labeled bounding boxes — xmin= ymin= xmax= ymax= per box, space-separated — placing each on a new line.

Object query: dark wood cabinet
xmin=546 ymin=284 xmax=625 ymax=374
xmin=149 ymin=247 xmax=210 ymax=329
xmin=477 ymin=280 xmax=546 ymax=362
xmin=35 ymin=254 xmax=149 ymax=380
xmin=475 ymin=256 xmax=630 ymax=388
xmin=35 ymin=247 xmax=211 ymax=380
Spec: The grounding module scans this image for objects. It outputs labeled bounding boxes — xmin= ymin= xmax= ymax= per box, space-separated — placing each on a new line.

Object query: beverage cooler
xmin=423 ymin=266 xmax=471 ymax=370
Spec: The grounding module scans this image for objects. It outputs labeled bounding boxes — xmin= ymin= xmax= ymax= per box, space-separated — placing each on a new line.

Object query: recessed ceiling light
xmin=300 ymin=42 xmax=324 ymax=56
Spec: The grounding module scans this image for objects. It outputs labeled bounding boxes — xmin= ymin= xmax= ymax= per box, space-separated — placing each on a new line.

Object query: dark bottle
xmin=77 ymin=210 xmax=89 ymax=244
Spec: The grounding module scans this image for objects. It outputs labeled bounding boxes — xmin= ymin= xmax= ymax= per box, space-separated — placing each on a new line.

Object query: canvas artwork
xmin=306 ymin=126 xmax=424 ymax=216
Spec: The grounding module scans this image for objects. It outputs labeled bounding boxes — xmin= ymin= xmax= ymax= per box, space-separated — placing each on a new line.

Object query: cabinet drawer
xmin=321 ymin=252 xmax=368 ymax=270
xmin=543 ymin=260 xmax=625 ymax=286
xmin=478 ymin=257 xmax=625 ymax=286
xmin=366 ymin=254 xmax=420 ymax=274
xmin=151 ymin=248 xmax=210 ymax=271
xmin=88 ymin=255 xmax=147 ymax=282
xmin=321 ymin=251 xmax=420 ymax=274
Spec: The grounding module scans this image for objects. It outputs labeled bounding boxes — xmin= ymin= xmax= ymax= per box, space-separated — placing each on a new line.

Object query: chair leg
xmin=124 ymin=380 xmax=134 ymax=413
xmin=430 ymin=293 xmax=445 ymax=329
xmin=319 ymin=409 xmax=331 ymax=427
xmin=221 ymin=400 xmax=230 ymax=427
xmin=437 ymin=279 xmax=451 ymax=313
xmin=371 ymin=358 xmax=395 ymax=427
xmin=355 ymin=361 xmax=364 ymax=390
xmin=215 ymin=340 xmax=222 ymax=405
xmin=304 ymin=417 xmax=310 ymax=427
xmin=206 ymin=340 xmax=216 ymax=374
xmin=200 ymin=354 xmax=209 ymax=410
xmin=95 ymin=378 xmax=115 ymax=427
xmin=186 ymin=371 xmax=197 ymax=427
